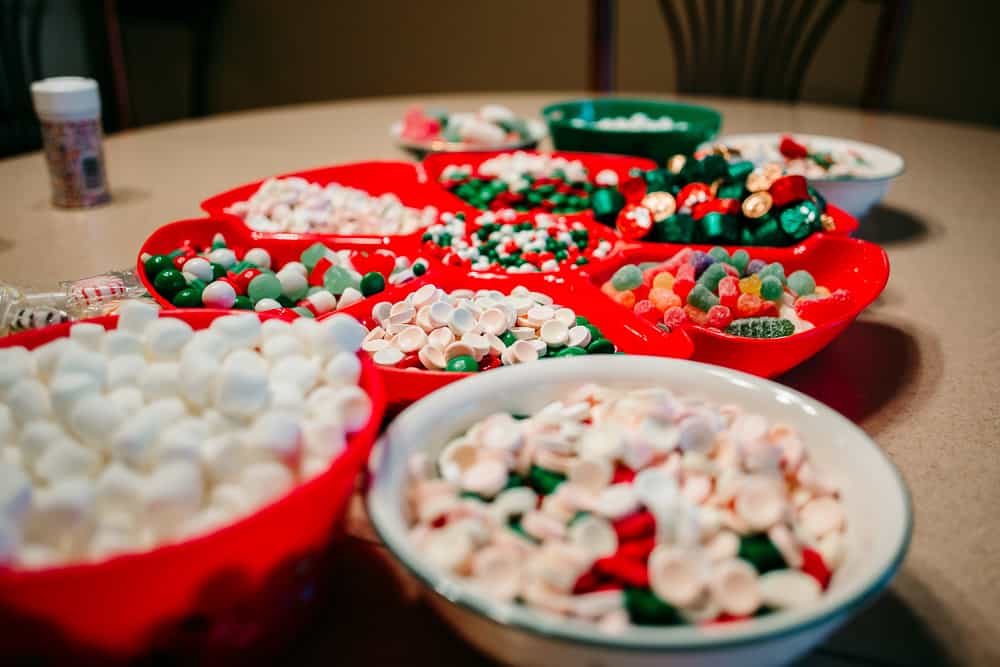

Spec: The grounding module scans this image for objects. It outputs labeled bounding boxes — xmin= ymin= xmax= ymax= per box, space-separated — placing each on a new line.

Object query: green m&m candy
xmin=446 ymin=355 xmax=478 ymax=373
xmin=153 ymin=269 xmax=186 ymax=298
xmin=233 ymin=295 xmax=254 ymax=310
xmin=144 ymin=255 xmax=172 ymax=279
xmin=171 ymin=288 xmax=202 ymax=308
xmin=359 ymin=271 xmax=386 ymax=297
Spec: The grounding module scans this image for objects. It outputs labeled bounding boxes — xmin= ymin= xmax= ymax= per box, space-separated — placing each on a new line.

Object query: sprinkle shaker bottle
xmin=30 ymin=76 xmax=111 ymax=208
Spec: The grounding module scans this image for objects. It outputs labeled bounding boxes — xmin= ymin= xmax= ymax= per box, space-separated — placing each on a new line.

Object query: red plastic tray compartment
xmin=138 ymin=217 xmax=431 ymax=309
xmin=589 ymin=234 xmax=890 ymax=378
xmin=331 ymin=267 xmax=694 ymax=405
xmin=200 ymin=160 xmax=474 ymax=241
xmin=0 ymin=310 xmax=385 ymax=660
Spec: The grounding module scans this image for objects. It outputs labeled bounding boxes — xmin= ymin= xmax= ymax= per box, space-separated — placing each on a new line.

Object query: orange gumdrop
xmin=649 ymin=288 xmax=681 ymax=312
xmin=614 ymin=289 xmax=637 ymax=309
xmin=652 ymin=271 xmax=676 ymax=291
xmin=684 ymin=304 xmax=709 ymax=325
xmin=736 ymin=293 xmax=763 ymax=317
xmin=739 ymin=274 xmax=762 ymax=296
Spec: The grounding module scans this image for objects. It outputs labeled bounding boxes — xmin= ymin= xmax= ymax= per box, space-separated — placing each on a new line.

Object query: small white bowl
xmin=367 ymin=356 xmax=911 ymax=667
xmin=705 ymin=133 xmax=905 ymax=219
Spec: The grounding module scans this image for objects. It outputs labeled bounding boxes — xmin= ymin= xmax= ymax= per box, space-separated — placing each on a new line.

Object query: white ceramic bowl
xmin=367 ymin=356 xmax=912 ymax=667
xmin=704 ymin=133 xmax=905 ymax=219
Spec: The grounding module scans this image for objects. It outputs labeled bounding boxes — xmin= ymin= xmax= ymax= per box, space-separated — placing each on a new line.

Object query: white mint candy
xmin=649 ymin=545 xmax=706 ymax=607
xmin=214 ymin=350 xmax=270 ymax=418
xmin=69 ymin=322 xmax=106 ymax=350
xmin=107 ymin=354 xmax=147 ymax=389
xmin=0 ymin=347 xmax=35 ymax=391
xmin=244 ymin=412 xmax=302 ymax=465
xmin=35 ymin=438 xmax=101 ymax=483
xmin=241 ymin=461 xmax=294 ymax=506
xmin=254 ymin=298 xmax=282 ymax=312
xmin=596 ymin=483 xmax=640 ymax=520
xmin=5 ymin=378 xmax=53 ymax=423
xmin=116 ymin=301 xmax=160 ymax=335
xmin=143 ymin=318 xmax=194 ymax=360
xmin=569 ymin=514 xmax=618 ymax=559
xmin=69 ymin=395 xmax=126 ymax=448
xmin=138 ymin=362 xmax=181 ymax=402
xmin=101 ymin=330 xmax=144 ymax=357
xmin=759 ymin=569 xmax=821 ymax=610
xmin=210 ymin=314 xmax=261 ymax=350
xmin=182 ymin=257 xmax=214 ymax=282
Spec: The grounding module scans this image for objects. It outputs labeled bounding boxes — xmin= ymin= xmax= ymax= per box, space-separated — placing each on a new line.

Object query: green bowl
xmin=542 ymin=98 xmax=722 ymax=163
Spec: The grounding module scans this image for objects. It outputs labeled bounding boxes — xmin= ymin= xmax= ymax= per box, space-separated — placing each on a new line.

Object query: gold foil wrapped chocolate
xmin=641 ymin=191 xmax=677 ymax=221
xmin=667 ymin=154 xmax=686 ymax=173
xmin=742 ymin=191 xmax=774 ymax=219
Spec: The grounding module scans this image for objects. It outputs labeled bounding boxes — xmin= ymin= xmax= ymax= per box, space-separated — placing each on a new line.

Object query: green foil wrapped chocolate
xmin=700 ymin=153 xmax=730 ymax=183
xmin=717 ymin=183 xmax=745 ymax=200
xmin=652 ymin=212 xmax=696 ymax=243
xmin=727 ymin=160 xmax=755 ymax=183
xmin=698 ymin=212 xmax=741 ymax=244
xmin=753 ymin=218 xmax=790 ymax=245
xmin=591 ymin=187 xmax=626 ymax=225
xmin=780 ymin=201 xmax=821 ymax=240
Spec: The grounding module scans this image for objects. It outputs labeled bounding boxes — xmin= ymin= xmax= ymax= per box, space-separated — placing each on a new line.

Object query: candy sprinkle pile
xmin=362 ymin=285 xmax=618 ymax=371
xmin=224 ymin=177 xmax=438 ymax=235
xmin=142 ymin=234 xmax=427 ymax=316
xmin=0 ymin=304 xmax=372 ymax=568
xmin=591 ymin=152 xmax=834 ymax=246
xmin=422 ymin=211 xmax=611 ymax=273
xmin=601 ymin=247 xmax=853 ymax=337
xmin=407 ymin=384 xmax=845 ymax=630
xmin=440 ymin=151 xmax=595 ymax=213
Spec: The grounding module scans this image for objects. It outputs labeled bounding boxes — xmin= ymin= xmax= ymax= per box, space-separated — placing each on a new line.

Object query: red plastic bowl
xmin=331 ymin=267 xmax=694 ymax=405
xmin=200 ymin=160 xmax=473 ymax=243
xmin=137 ymin=217 xmax=430 ymax=310
xmin=0 ymin=309 xmax=385 ymax=661
xmin=587 ymin=233 xmax=890 ymax=377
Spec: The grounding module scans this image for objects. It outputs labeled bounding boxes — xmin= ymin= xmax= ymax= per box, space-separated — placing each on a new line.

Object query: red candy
xmin=634 ymin=299 xmax=660 ymax=323
xmin=672 ymin=278 xmax=695 ymax=302
xmin=706 ymin=305 xmax=733 ymax=329
xmin=621 ymin=176 xmax=648 ymax=203
xmin=779 ymin=135 xmax=809 ymax=159
xmin=794 ymin=289 xmax=855 ymax=324
xmin=229 ymin=268 xmax=261 ymax=294
xmin=691 ymin=198 xmax=741 ymax=220
xmin=616 ymin=204 xmax=655 ymax=240
xmin=717 ymin=276 xmax=740 ymax=309
xmin=801 ymin=548 xmax=832 ymax=590
xmin=612 ymin=510 xmax=656 ymax=540
xmin=593 ymin=555 xmax=649 ymax=588
xmin=662 ymin=306 xmax=688 ymax=329
xmin=350 ymin=249 xmax=396 ymax=277
xmin=676 ymin=183 xmax=713 ymax=212
xmin=769 ymin=175 xmax=810 ymax=207
xmin=736 ymin=293 xmax=763 ymax=318
xmin=676 ymin=263 xmax=696 ymax=282
xmin=572 ymin=569 xmax=604 ymax=595
xmin=309 ymin=257 xmax=333 ymax=286
xmin=478 ymin=356 xmax=502 ymax=371
xmin=616 ymin=536 xmax=657 ymax=562
xmin=611 ymin=463 xmax=637 ymax=485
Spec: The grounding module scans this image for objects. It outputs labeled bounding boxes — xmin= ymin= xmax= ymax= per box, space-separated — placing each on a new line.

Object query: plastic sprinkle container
xmin=0 ymin=309 xmax=384 ymax=661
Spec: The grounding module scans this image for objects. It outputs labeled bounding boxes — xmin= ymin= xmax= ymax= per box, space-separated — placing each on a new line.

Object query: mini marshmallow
xmin=5 ymin=378 xmax=53 ymax=423
xmin=0 ymin=462 xmax=32 ymax=521
xmin=54 ymin=348 xmax=106 ymax=386
xmin=183 ymin=328 xmax=230 ymax=361
xmin=213 ymin=350 xmax=270 ymax=418
xmin=328 ymin=385 xmax=372 ymax=431
xmin=178 ymin=351 xmax=220 ymax=407
xmin=31 ymin=338 xmax=73 ymax=380
xmin=34 ymin=438 xmax=101 ymax=483
xmin=138 ymin=362 xmax=181 ymax=402
xmin=111 ymin=398 xmax=185 ymax=468
xmin=143 ymin=317 xmax=195 ymax=360
xmin=210 ymin=314 xmax=262 ymax=350
xmin=69 ymin=395 xmax=126 ymax=448
xmin=69 ymin=322 xmax=106 ymax=350
xmin=19 ymin=420 xmax=68 ymax=466
xmin=106 ymin=386 xmax=144 ymax=415
xmin=270 ymin=355 xmax=320 ymax=394
xmin=142 ymin=461 xmax=204 ymax=537
xmin=95 ymin=462 xmax=144 ymax=513
xmin=323 ymin=352 xmax=361 ymax=386
xmin=101 ymin=330 xmax=144 ymax=357
xmin=244 ymin=412 xmax=302 ymax=465
xmin=116 ymin=300 xmax=160 ymax=335
xmin=260 ymin=318 xmax=293 ymax=342
xmin=302 ymin=417 xmax=347 ymax=460
xmin=270 ymin=381 xmax=306 ymax=414
xmin=210 ymin=483 xmax=252 ymax=518
xmin=157 ymin=418 xmax=210 ymax=464
xmin=317 ymin=314 xmax=366 ymax=356
xmin=200 ymin=433 xmax=246 ymax=483
xmin=261 ymin=334 xmax=301 ymax=361
xmin=30 ymin=477 xmax=96 ymax=545
xmin=107 ymin=354 xmax=147 ymax=389
xmin=49 ymin=373 xmax=101 ymax=422
xmin=240 ymin=461 xmax=294 ymax=506
xmin=0 ymin=347 xmax=35 ymax=391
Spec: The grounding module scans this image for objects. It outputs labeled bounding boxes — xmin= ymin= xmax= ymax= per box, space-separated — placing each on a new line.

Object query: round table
xmin=2 ymin=93 xmax=998 ymax=666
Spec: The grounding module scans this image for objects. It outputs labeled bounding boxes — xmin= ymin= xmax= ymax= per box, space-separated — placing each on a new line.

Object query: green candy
xmin=359 ymin=271 xmax=386 ymax=297
xmin=708 ymin=246 xmax=730 ymax=263
xmin=300 ymin=242 xmax=329 ymax=270
xmin=727 ymin=160 xmax=755 ymax=183
xmin=716 ymin=183 xmax=745 ymax=200
xmin=787 ymin=269 xmax=816 ymax=296
xmin=759 ymin=275 xmax=784 ymax=301
xmin=233 ymin=295 xmax=254 ymax=310
xmin=779 ymin=201 xmax=820 ymax=240
xmin=276 ymin=295 xmax=295 ymax=308
xmin=171 ymin=288 xmax=201 ymax=308
xmin=591 ymin=187 xmax=626 ymax=225
xmin=699 ymin=153 xmax=729 ymax=182
xmin=624 ymin=587 xmax=682 ymax=626
xmin=211 ymin=263 xmax=226 ymax=280
xmin=152 ymin=269 xmax=186 ymax=299
xmin=528 ymin=464 xmax=565 ymax=495
xmin=574 ymin=315 xmax=589 ymax=326
xmin=446 ymin=355 xmax=478 ymax=373
xmin=412 ymin=261 xmax=427 ymax=276
xmin=507 ymin=517 xmax=539 ymax=544
xmin=687 ymin=284 xmax=720 ymax=312
xmin=655 ymin=213 xmax=696 ymax=244
xmin=738 ymin=534 xmax=788 ymax=574
xmin=730 ymin=249 xmax=750 ymax=273
xmin=574 ymin=256 xmax=589 ymax=266
xmin=725 ymin=317 xmax=795 ymax=338
xmin=584 ymin=324 xmax=602 ymax=341
xmin=503 ymin=472 xmax=526 ymax=490
xmin=143 ymin=255 xmax=172 ymax=279
xmin=248 ymin=273 xmax=282 ymax=302
xmin=611 ymin=265 xmax=643 ymax=291
xmin=586 ymin=338 xmax=615 ymax=354
xmin=758 ymin=262 xmax=786 ymax=284
xmin=555 ymin=346 xmax=587 ymax=357
xmin=323 ymin=266 xmax=355 ymax=295
xmin=500 ymin=331 xmax=517 ymax=347
xmin=698 ymin=263 xmax=728 ymax=293
xmin=292 ymin=306 xmax=314 ymax=318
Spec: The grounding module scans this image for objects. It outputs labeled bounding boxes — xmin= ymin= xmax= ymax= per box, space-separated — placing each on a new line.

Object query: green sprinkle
xmin=725 ymin=317 xmax=795 ymax=338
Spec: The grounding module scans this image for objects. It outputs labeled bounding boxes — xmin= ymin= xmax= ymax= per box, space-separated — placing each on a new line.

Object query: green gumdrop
xmin=760 ymin=275 xmax=784 ymax=301
xmin=300 ymin=242 xmax=329 ymax=270
xmin=787 ymin=269 xmax=816 ymax=296
xmin=143 ymin=255 xmax=172 ymax=279
xmin=730 ymin=249 xmax=750 ymax=273
xmin=687 ymin=283 xmax=720 ymax=312
xmin=698 ymin=263 xmax=728 ymax=292
xmin=248 ymin=273 xmax=282 ymax=302
xmin=153 ymin=269 xmax=186 ymax=298
xmin=359 ymin=271 xmax=386 ymax=297
xmin=323 ymin=266 xmax=354 ymax=295
xmin=171 ymin=288 xmax=202 ymax=308
xmin=611 ymin=265 xmax=643 ymax=291
xmin=233 ymin=295 xmax=254 ymax=310
xmin=708 ymin=246 xmax=730 ymax=263
xmin=446 ymin=354 xmax=479 ymax=373
xmin=759 ymin=262 xmax=786 ymax=284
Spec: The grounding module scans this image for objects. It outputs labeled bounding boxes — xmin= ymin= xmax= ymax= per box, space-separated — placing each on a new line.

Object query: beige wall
xmin=49 ymin=0 xmax=1000 ymax=128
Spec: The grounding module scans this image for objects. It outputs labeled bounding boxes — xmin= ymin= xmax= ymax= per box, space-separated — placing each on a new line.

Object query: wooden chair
xmin=590 ymin=0 xmax=910 ymax=110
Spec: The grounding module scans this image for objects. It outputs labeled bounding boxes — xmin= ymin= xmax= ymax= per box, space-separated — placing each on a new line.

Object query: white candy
xmin=244 ymin=247 xmax=272 ymax=269
xmin=19 ymin=420 xmax=68 ymax=465
xmin=261 ymin=334 xmax=301 ymax=361
xmin=116 ymin=300 xmax=160 ymax=335
xmin=200 ymin=434 xmax=245 ymax=483
xmin=5 ymin=378 xmax=53 ymax=423
xmin=568 ymin=514 xmax=617 ymax=559
xmin=157 ymin=418 xmax=210 ymax=463
xmin=182 ymin=257 xmax=214 ymax=282
xmin=210 ymin=314 xmax=261 ymax=349
xmin=178 ymin=351 xmax=220 ymax=407
xmin=241 ymin=461 xmax=294 ymax=506
xmin=107 ymin=353 xmax=147 ymax=389
xmin=31 ymin=338 xmax=73 ymax=379
xmin=95 ymin=462 xmax=144 ymax=513
xmin=54 ymin=347 xmax=106 ymax=386
xmin=143 ymin=318 xmax=195 ymax=360
xmin=244 ymin=412 xmax=302 ymax=465
xmin=69 ymin=322 xmax=106 ymax=350
xmin=328 ymin=385 xmax=372 ymax=431
xmin=270 ymin=355 xmax=320 ymax=394
xmin=101 ymin=330 xmax=144 ymax=357
xmin=30 ymin=477 xmax=95 ymax=544
xmin=254 ymin=298 xmax=282 ymax=312
xmin=323 ymin=352 xmax=361 ymax=386
xmin=138 ymin=362 xmax=181 ymax=402
xmin=69 ymin=392 xmax=127 ymax=449
xmin=758 ymin=569 xmax=821 ymax=609
xmin=317 ymin=314 xmax=367 ymax=356
xmin=34 ymin=438 xmax=101 ymax=483
xmin=50 ymin=373 xmax=101 ymax=421
xmin=214 ymin=350 xmax=270 ymax=418
xmin=302 ymin=417 xmax=347 ymax=460
xmin=142 ymin=461 xmax=204 ymax=537
xmin=0 ymin=462 xmax=32 ymax=521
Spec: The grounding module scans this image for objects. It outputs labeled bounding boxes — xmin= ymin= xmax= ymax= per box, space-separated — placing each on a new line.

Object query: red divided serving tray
xmin=0 ymin=310 xmax=385 ymax=660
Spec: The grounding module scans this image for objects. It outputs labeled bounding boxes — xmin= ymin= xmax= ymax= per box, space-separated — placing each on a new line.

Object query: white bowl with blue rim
xmin=366 ymin=355 xmax=911 ymax=667
xmin=702 ymin=133 xmax=905 ymax=220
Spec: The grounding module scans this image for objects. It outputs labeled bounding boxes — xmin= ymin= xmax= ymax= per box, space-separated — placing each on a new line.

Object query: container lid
xmin=31 ymin=77 xmax=101 ymax=117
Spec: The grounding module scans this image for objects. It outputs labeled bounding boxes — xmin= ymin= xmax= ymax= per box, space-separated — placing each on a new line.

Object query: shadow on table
xmin=27 ymin=187 xmax=151 ymax=212
xmin=779 ymin=318 xmax=939 ymax=434
xmin=856 ymin=205 xmax=936 ymax=246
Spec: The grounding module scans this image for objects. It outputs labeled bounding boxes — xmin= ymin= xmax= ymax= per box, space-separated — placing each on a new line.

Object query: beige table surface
xmin=1 ymin=92 xmax=998 ymax=666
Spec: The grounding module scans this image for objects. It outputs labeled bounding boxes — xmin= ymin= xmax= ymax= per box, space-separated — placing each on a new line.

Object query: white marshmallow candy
xmin=241 ymin=461 xmax=295 ymax=506
xmin=101 ymin=330 xmax=144 ymax=357
xmin=214 ymin=350 xmax=270 ymax=418
xmin=115 ymin=300 xmax=160 ymax=335
xmin=69 ymin=322 xmax=106 ymax=351
xmin=34 ymin=438 xmax=101 ymax=483
xmin=142 ymin=461 xmax=204 ymax=538
xmin=210 ymin=314 xmax=262 ymax=350
xmin=244 ymin=412 xmax=302 ymax=465
xmin=5 ymin=378 xmax=53 ymax=423
xmin=143 ymin=317 xmax=195 ymax=360
xmin=107 ymin=354 xmax=147 ymax=389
